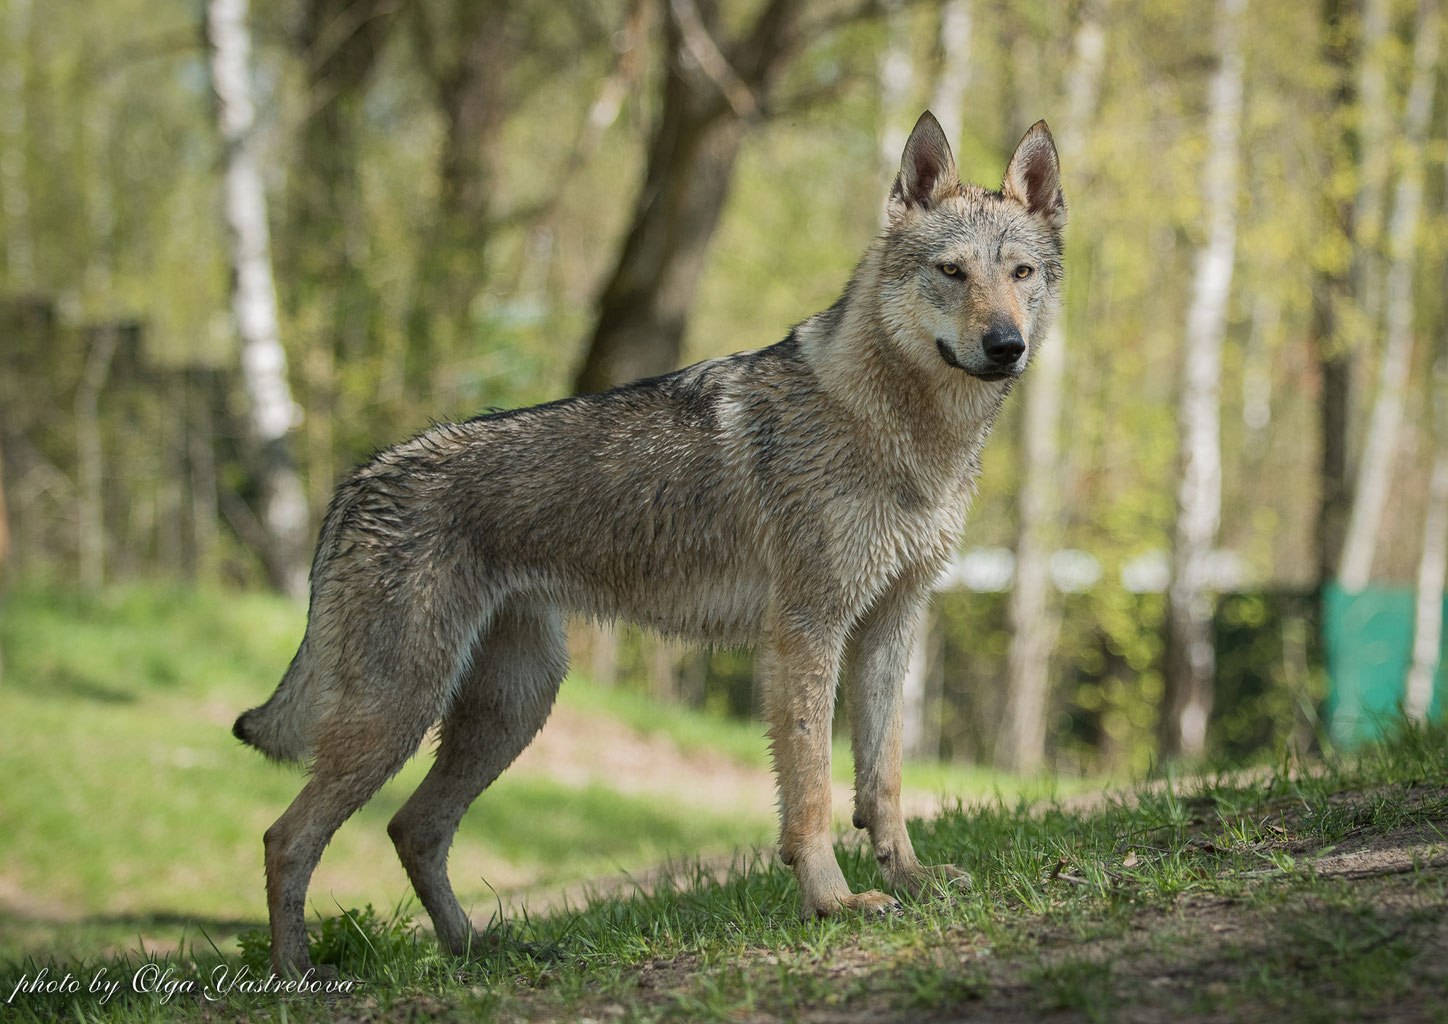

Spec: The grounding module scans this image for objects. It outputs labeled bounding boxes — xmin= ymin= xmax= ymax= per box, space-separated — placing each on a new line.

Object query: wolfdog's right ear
xmin=888 ymin=111 xmax=960 ymax=220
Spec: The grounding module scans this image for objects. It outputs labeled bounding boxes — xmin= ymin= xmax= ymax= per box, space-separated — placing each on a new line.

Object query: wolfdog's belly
xmin=495 ymin=499 xmax=773 ymax=644
xmin=575 ymin=571 xmax=773 ymax=645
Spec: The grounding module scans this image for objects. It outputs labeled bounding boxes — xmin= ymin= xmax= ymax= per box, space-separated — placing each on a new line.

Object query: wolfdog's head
xmin=877 ymin=112 xmax=1065 ymax=383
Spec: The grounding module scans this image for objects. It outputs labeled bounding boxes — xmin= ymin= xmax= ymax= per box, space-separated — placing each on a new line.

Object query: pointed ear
xmin=1002 ymin=120 xmax=1066 ymax=230
xmin=889 ymin=111 xmax=960 ymax=218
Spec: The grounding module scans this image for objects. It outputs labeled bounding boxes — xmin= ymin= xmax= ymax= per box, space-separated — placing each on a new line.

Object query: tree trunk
xmin=997 ymin=1 xmax=1108 ymax=774
xmin=74 ymin=326 xmax=119 ymax=590
xmin=0 ymin=0 xmax=33 ymax=286
xmin=1338 ymin=0 xmax=1440 ymax=592
xmin=1406 ymin=361 xmax=1448 ymax=721
xmin=405 ymin=0 xmax=513 ymax=392
xmin=0 ymin=433 xmax=10 ymax=578
xmin=877 ymin=0 xmax=914 ymax=193
xmin=285 ymin=0 xmax=400 ymax=502
xmin=1350 ymin=0 xmax=1392 ymax=338
xmin=1160 ymin=0 xmax=1245 ymax=760
xmin=929 ymin=0 xmax=973 ymax=142
xmin=188 ymin=372 xmax=221 ymax=584
xmin=207 ymin=0 xmax=309 ymax=599
xmin=1310 ymin=0 xmax=1355 ymax=589
xmin=289 ymin=0 xmax=399 ymax=358
xmin=572 ymin=0 xmax=800 ymax=394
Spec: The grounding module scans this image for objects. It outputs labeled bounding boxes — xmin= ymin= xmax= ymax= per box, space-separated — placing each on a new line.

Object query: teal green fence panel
xmin=1322 ymin=583 xmax=1447 ymax=747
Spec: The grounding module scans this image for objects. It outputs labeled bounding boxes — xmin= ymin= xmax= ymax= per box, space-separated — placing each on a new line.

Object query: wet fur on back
xmin=237 ymin=112 xmax=1066 ymax=975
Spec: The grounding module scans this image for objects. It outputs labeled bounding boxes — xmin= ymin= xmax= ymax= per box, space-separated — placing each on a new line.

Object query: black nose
xmin=981 ymin=325 xmax=1025 ymax=366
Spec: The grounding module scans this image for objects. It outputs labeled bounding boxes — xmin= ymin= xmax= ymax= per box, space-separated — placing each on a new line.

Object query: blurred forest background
xmin=1 ymin=0 xmax=1446 ymax=777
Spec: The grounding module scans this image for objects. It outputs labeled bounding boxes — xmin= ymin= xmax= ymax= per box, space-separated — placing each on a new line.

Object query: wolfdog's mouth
xmin=935 ymin=339 xmax=966 ymax=370
xmin=935 ymin=339 xmax=1015 ymax=382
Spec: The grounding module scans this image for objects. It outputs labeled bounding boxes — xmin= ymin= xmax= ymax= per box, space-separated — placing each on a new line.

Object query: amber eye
xmin=939 ymin=262 xmax=964 ymax=279
xmin=1014 ymin=264 xmax=1035 ymax=280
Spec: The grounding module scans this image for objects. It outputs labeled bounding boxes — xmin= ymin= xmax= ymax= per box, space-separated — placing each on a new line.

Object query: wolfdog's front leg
xmin=764 ymin=609 xmax=897 ymax=917
xmin=845 ymin=586 xmax=969 ymax=897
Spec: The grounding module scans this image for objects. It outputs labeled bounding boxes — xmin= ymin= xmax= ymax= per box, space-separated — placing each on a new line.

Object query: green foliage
xmin=1212 ymin=590 xmax=1326 ymax=758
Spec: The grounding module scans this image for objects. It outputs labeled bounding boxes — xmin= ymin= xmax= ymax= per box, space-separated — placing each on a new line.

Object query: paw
xmin=842 ymin=889 xmax=903 ymax=915
xmin=804 ymin=888 xmax=901 ymax=919
xmin=895 ymin=861 xmax=972 ymax=899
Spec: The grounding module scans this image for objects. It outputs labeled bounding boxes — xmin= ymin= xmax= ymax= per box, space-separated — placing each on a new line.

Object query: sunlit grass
xmin=5 ymin=718 xmax=1443 ymax=1022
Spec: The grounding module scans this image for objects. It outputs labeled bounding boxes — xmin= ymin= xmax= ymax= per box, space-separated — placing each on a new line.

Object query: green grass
xmin=4 ymin=582 xmax=1446 ymax=1022
xmin=8 ymin=724 xmax=1444 ymax=1022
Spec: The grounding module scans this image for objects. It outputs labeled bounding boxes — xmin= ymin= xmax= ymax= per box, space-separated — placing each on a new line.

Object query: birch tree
xmin=1338 ymin=0 xmax=1440 ymax=592
xmin=877 ymin=0 xmax=915 ymax=191
xmin=1161 ymin=0 xmax=1245 ymax=760
xmin=1407 ymin=357 xmax=1448 ymax=721
xmin=207 ymin=0 xmax=309 ymax=598
xmin=1351 ymin=0 xmax=1392 ymax=338
xmin=930 ymin=0 xmax=973 ymax=142
xmin=997 ymin=1 xmax=1108 ymax=773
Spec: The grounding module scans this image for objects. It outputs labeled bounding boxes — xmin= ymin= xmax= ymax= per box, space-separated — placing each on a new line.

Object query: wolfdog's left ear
xmin=889 ymin=111 xmax=960 ymax=219
xmin=1003 ymin=120 xmax=1066 ymax=231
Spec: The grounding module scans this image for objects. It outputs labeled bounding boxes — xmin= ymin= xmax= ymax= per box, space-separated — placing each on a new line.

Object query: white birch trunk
xmin=1406 ymin=364 xmax=1448 ymax=721
xmin=878 ymin=0 xmax=914 ymax=195
xmin=1338 ymin=0 xmax=1440 ymax=592
xmin=997 ymin=2 xmax=1108 ymax=773
xmin=1352 ymin=0 xmax=1392 ymax=333
xmin=929 ymin=0 xmax=973 ymax=141
xmin=1162 ymin=0 xmax=1245 ymax=759
xmin=207 ymin=0 xmax=308 ymax=598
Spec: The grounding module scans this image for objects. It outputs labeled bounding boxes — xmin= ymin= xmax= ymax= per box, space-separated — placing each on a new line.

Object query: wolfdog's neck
xmin=793 ymin=244 xmax=1010 ymax=490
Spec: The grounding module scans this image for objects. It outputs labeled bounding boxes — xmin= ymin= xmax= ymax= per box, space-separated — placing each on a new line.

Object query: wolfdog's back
xmin=352 ymin=342 xmax=813 ymax=640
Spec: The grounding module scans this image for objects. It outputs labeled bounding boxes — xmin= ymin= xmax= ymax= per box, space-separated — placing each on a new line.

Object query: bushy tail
xmin=234 ymin=467 xmax=369 ymax=764
xmin=233 ymin=643 xmax=317 ymax=764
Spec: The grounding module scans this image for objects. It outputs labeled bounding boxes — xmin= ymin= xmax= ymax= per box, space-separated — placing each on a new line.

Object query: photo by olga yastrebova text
xmin=5 ymin=962 xmax=358 ymax=1006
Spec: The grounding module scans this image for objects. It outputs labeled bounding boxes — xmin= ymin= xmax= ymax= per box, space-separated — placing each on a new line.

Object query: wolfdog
xmin=236 ymin=111 xmax=1065 ymax=975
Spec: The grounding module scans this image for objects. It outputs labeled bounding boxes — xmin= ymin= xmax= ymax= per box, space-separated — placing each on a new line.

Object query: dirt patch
xmin=509 ymin=703 xmax=784 ymax=817
xmin=511 ymin=702 xmax=943 ymax=823
xmin=1312 ymin=819 xmax=1448 ymax=879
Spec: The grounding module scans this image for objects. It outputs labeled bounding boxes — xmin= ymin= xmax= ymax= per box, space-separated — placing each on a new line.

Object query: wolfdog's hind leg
xmin=388 ymin=600 xmax=567 ymax=957
xmin=265 ymin=711 xmax=431 ymax=977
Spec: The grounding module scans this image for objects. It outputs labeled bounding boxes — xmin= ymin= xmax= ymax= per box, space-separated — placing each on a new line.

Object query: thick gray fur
xmin=236 ymin=111 xmax=1065 ymax=975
